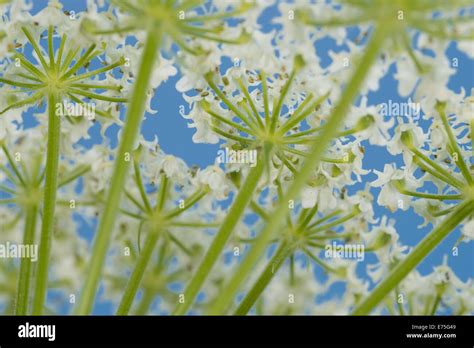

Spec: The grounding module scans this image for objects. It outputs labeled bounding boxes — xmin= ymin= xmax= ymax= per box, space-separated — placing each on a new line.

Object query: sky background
xmin=19 ymin=0 xmax=474 ymax=314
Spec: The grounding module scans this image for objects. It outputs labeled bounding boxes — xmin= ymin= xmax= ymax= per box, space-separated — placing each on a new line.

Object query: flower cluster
xmin=0 ymin=0 xmax=473 ymax=317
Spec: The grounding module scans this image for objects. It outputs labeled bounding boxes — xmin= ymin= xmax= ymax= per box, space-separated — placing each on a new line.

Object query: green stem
xmin=172 ymin=152 xmax=267 ymax=315
xmin=47 ymin=26 xmax=55 ymax=72
xmin=303 ymin=247 xmax=341 ymax=274
xmin=69 ymin=88 xmax=127 ymax=103
xmin=0 ymin=164 xmax=20 ymax=185
xmin=250 ymin=200 xmax=268 ymax=220
xmin=401 ymin=31 xmax=424 ymax=73
xmin=237 ymin=78 xmax=264 ymax=129
xmin=470 ymin=120 xmax=474 ymax=158
xmin=269 ymin=69 xmax=296 ymax=133
xmin=297 ymin=204 xmax=319 ymax=229
xmin=284 ymin=126 xmax=323 ymax=139
xmin=278 ymin=93 xmax=329 ymax=136
xmin=308 ymin=209 xmax=341 ymax=228
xmin=411 ymin=148 xmax=464 ymax=189
xmin=21 ymin=27 xmax=49 ymax=72
xmin=210 ymin=126 xmax=254 ymax=144
xmin=0 ymin=77 xmax=42 ymax=89
xmin=2 ymin=145 xmax=26 ymax=186
xmin=75 ymin=29 xmax=162 ymax=315
xmin=207 ymin=23 xmax=389 ymax=315
xmin=308 ymin=209 xmax=359 ymax=234
xmin=165 ymin=187 xmax=207 ymax=219
xmin=234 ymin=242 xmax=291 ymax=315
xmin=134 ymin=288 xmax=155 ymax=315
xmin=67 ymin=58 xmax=124 ymax=83
xmin=116 ymin=229 xmax=160 ymax=315
xmin=436 ymin=102 xmax=473 ymax=184
xmin=70 ymin=83 xmax=123 ymax=91
xmin=15 ymin=204 xmax=38 ymax=315
xmin=58 ymin=164 xmax=90 ymax=188
xmin=259 ymin=73 xmax=270 ymax=127
xmin=32 ymin=93 xmax=60 ymax=315
xmin=352 ymin=200 xmax=473 ymax=315
xmin=0 ymin=199 xmax=16 ymax=204
xmin=55 ymin=34 xmax=66 ymax=73
xmin=125 ymin=190 xmax=147 ymax=213
xmin=0 ymin=184 xmax=16 ymax=195
xmin=280 ymin=93 xmax=315 ymax=133
xmin=133 ymin=161 xmax=152 ymax=213
xmin=413 ymin=156 xmax=462 ymax=188
xmin=133 ymin=237 xmax=168 ymax=315
xmin=204 ymin=74 xmax=259 ymax=134
xmin=395 ymin=186 xmax=463 ymax=201
xmin=169 ymin=221 xmax=219 ymax=228
xmin=61 ymin=44 xmax=97 ymax=80
xmin=205 ymin=109 xmax=256 ymax=135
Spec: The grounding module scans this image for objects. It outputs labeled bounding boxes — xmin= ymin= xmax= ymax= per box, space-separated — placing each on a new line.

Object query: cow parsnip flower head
xmin=0 ymin=137 xmax=91 ymax=211
xmin=88 ymin=141 xmax=237 ymax=314
xmin=0 ymin=25 xmax=127 ymax=119
xmin=298 ymin=0 xmax=474 ymax=73
xmin=83 ymin=0 xmax=253 ymax=52
xmin=0 ymin=21 xmax=130 ymax=315
xmin=0 ymin=126 xmax=45 ymax=211
xmin=299 ymin=0 xmax=474 ymax=41
xmin=230 ymin=184 xmax=391 ymax=315
xmin=187 ymin=55 xmax=376 ymax=176
xmin=103 ymin=237 xmax=206 ymax=314
xmin=385 ymin=257 xmax=474 ymax=315
xmin=0 ymin=122 xmax=93 ymax=315
xmin=397 ymin=102 xmax=474 ymax=209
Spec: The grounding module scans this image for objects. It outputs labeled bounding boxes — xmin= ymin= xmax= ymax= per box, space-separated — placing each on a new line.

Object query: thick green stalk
xmin=32 ymin=93 xmax=60 ymax=315
xmin=173 ymin=153 xmax=267 ymax=315
xmin=208 ymin=23 xmax=389 ymax=315
xmin=132 ymin=237 xmax=169 ymax=315
xmin=134 ymin=288 xmax=155 ymax=315
xmin=352 ymin=200 xmax=473 ymax=315
xmin=75 ymin=29 xmax=162 ymax=315
xmin=234 ymin=242 xmax=291 ymax=315
xmin=116 ymin=229 xmax=160 ymax=315
xmin=15 ymin=205 xmax=38 ymax=315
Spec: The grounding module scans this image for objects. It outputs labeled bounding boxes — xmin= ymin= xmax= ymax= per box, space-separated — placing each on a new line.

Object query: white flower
xmin=387 ymin=119 xmax=426 ymax=158
xmin=181 ymin=104 xmax=220 ymax=144
xmin=223 ymin=29 xmax=279 ymax=72
xmin=158 ymin=155 xmax=188 ymax=183
xmin=429 ymin=120 xmax=448 ymax=149
xmin=301 ymin=186 xmax=318 ymax=209
xmin=458 ymin=89 xmax=474 ymax=123
xmin=194 ymin=165 xmax=230 ymax=200
xmin=461 ymin=219 xmax=474 ymax=241
xmin=365 ymin=217 xmax=408 ymax=282
xmin=371 ymin=164 xmax=419 ymax=212
xmin=349 ymin=96 xmax=394 ymax=146
xmin=395 ymin=54 xmax=418 ymax=97
xmin=301 ymin=185 xmax=337 ymax=212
